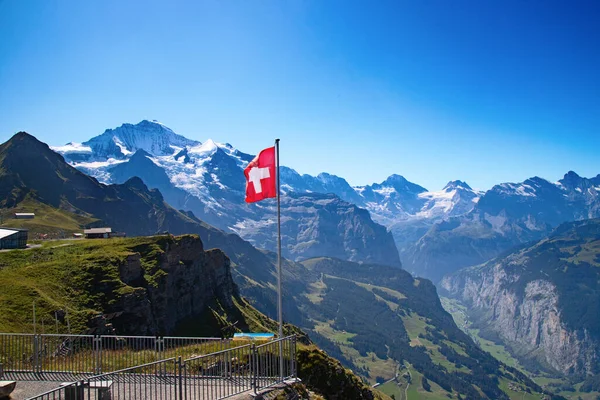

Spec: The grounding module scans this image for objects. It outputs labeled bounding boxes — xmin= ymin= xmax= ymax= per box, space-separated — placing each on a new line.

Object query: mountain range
xmin=52 ymin=120 xmax=600 ymax=283
xmin=53 ymin=120 xmax=401 ymax=267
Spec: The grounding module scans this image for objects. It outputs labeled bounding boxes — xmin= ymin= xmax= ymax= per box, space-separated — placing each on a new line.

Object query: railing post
xmin=292 ymin=335 xmax=297 ymax=379
xmin=178 ymin=357 xmax=184 ymax=400
xmin=33 ymin=335 xmax=40 ymax=373
xmin=156 ymin=336 xmax=164 ymax=360
xmin=251 ymin=343 xmax=257 ymax=393
xmin=94 ymin=336 xmax=102 ymax=374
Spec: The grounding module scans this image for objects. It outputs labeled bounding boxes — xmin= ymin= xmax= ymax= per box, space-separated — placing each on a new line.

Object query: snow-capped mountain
xmin=52 ymin=120 xmax=401 ymax=267
xmin=54 ymin=120 xmax=200 ymax=160
xmin=403 ymin=171 xmax=600 ymax=282
xmin=52 ymin=120 xmax=599 ymax=280
xmin=51 ymin=120 xmax=482 ymax=266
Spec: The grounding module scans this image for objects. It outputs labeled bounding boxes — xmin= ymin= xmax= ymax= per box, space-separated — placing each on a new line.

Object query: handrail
xmin=23 ymin=334 xmax=297 ymax=400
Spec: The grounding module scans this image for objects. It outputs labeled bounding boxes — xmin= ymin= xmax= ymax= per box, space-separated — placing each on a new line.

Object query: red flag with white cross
xmin=244 ymin=146 xmax=277 ymax=203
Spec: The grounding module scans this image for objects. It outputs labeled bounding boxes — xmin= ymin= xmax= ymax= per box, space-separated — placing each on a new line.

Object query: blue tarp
xmin=233 ymin=333 xmax=274 ymax=340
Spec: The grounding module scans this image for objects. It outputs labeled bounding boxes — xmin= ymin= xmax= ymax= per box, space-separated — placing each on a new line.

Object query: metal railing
xmin=0 ymin=333 xmax=224 ymax=379
xmin=183 ymin=343 xmax=255 ymax=399
xmin=27 ymin=380 xmax=79 ymax=400
xmin=24 ymin=335 xmax=298 ymax=400
xmin=29 ymin=358 xmax=179 ymax=400
xmin=254 ymin=335 xmax=296 ymax=391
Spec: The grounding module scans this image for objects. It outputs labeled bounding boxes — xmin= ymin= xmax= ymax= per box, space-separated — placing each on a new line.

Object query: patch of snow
xmin=52 ymin=143 xmax=93 ymax=154
xmin=515 ymin=184 xmax=537 ymax=197
xmin=72 ymin=158 xmax=127 ymax=169
xmin=188 ymin=139 xmax=218 ymax=156
xmin=485 ymin=213 xmax=507 ymax=233
xmin=373 ymin=186 xmax=396 ymax=196
xmin=113 ymin=138 xmax=132 ymax=156
xmin=210 ymin=173 xmax=226 ymax=190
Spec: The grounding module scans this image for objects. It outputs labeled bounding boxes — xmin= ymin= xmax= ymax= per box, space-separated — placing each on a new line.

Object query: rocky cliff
xmin=441 ymin=218 xmax=600 ymax=376
xmin=111 ymin=235 xmax=237 ymax=335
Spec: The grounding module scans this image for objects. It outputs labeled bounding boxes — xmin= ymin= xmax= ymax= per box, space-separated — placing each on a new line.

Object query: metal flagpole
xmin=275 ymin=138 xmax=284 ymax=379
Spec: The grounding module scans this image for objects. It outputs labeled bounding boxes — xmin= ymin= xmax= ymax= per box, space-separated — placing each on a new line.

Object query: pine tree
xmin=422 ymin=376 xmax=431 ymax=392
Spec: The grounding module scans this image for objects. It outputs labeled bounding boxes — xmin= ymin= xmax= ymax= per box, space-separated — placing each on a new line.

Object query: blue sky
xmin=0 ymin=0 xmax=598 ymax=190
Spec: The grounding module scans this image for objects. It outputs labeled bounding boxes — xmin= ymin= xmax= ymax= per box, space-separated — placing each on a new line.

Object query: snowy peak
xmin=51 ymin=142 xmax=93 ymax=155
xmin=558 ymin=170 xmax=598 ymax=192
xmin=376 ymin=174 xmax=428 ymax=194
xmin=188 ymin=139 xmax=219 ymax=157
xmin=82 ymin=120 xmax=200 ymax=159
xmin=418 ymin=181 xmax=480 ymax=219
xmin=443 ymin=180 xmax=472 ymax=191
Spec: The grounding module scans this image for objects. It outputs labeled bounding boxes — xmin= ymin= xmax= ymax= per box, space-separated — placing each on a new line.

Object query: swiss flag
xmin=244 ymin=146 xmax=277 ymax=203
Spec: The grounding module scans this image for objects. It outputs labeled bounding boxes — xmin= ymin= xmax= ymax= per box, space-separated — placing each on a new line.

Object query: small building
xmin=0 ymin=228 xmax=28 ymax=249
xmin=72 ymin=233 xmax=84 ymax=238
xmin=14 ymin=213 xmax=35 ymax=219
xmin=84 ymin=227 xmax=112 ymax=239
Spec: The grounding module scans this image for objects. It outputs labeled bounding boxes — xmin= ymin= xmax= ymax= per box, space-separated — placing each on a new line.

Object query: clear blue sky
xmin=1 ymin=0 xmax=599 ymax=191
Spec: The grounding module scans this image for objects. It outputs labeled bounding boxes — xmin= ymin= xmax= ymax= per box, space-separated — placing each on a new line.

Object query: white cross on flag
xmin=244 ymin=146 xmax=276 ymax=203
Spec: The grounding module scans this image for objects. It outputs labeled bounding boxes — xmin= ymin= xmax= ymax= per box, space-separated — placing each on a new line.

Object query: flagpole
xmin=275 ymin=138 xmax=284 ymax=378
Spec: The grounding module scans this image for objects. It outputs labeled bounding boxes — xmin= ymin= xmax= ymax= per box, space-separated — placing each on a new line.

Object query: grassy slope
xmin=0 ymin=235 xmax=274 ymax=335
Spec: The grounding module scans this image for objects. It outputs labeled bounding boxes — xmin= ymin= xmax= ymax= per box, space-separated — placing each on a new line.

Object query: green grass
xmin=561 ymin=240 xmax=600 ymax=266
xmin=499 ymin=378 xmax=546 ymax=400
xmin=305 ymin=279 xmax=327 ymax=304
xmin=401 ymin=311 xmax=431 ymax=347
xmin=377 ymin=380 xmax=404 ymax=399
xmin=312 ymin=318 xmax=397 ymax=383
xmin=314 ymin=321 xmax=356 ymax=345
xmin=405 ymin=365 xmax=455 ymax=399
xmin=0 ymin=197 xmax=97 ymax=238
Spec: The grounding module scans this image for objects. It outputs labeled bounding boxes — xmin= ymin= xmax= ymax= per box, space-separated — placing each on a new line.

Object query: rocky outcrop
xmin=296 ymin=346 xmax=385 ymax=400
xmin=111 ymin=235 xmax=237 ymax=335
xmin=442 ymin=220 xmax=600 ymax=376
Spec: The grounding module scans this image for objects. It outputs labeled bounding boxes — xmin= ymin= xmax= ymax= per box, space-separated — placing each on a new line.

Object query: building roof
xmin=14 ymin=213 xmax=35 ymax=216
xmin=0 ymin=228 xmax=24 ymax=240
xmin=84 ymin=227 xmax=112 ymax=234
